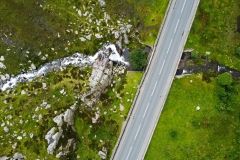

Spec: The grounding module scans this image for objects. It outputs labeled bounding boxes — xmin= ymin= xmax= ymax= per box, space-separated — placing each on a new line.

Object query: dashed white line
xmin=134 ymin=125 xmax=141 ymax=140
xmin=181 ymin=0 xmax=186 ymax=13
xmin=126 ymin=146 xmax=132 ymax=160
xmin=167 ymin=39 xmax=173 ymax=54
xmin=143 ymin=103 xmax=149 ymax=118
xmin=174 ymin=19 xmax=180 ymax=33
xmin=159 ymin=60 xmax=165 ymax=75
xmin=151 ymin=81 xmax=158 ymax=96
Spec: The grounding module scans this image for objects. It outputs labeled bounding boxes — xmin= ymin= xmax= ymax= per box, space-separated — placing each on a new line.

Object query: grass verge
xmin=146 ymin=74 xmax=240 ymax=159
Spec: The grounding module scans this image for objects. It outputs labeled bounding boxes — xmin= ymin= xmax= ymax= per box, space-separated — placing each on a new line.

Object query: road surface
xmin=111 ymin=0 xmax=200 ymax=159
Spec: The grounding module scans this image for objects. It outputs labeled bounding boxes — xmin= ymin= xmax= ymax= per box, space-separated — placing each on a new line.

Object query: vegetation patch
xmin=185 ymin=0 xmax=240 ymax=70
xmin=146 ymin=74 xmax=240 ymax=159
xmin=105 ymin=0 xmax=169 ymax=45
xmin=0 ymin=65 xmax=143 ymax=159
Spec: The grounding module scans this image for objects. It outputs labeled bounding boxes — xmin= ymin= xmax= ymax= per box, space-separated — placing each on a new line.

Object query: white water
xmin=0 ymin=44 xmax=128 ymax=91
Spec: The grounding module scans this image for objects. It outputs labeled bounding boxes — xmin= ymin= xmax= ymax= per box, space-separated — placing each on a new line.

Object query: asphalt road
xmin=112 ymin=0 xmax=200 ymax=159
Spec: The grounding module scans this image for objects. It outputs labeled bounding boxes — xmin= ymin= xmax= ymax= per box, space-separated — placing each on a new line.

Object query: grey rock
xmin=64 ymin=109 xmax=74 ymax=126
xmin=3 ymin=126 xmax=9 ymax=132
xmin=98 ymin=0 xmax=106 ymax=7
xmin=13 ymin=152 xmax=26 ymax=159
xmin=98 ymin=151 xmax=107 ymax=159
xmin=123 ymin=33 xmax=129 ymax=44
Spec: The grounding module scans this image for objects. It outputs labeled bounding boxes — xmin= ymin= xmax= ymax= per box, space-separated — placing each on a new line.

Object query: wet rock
xmin=30 ymin=63 xmax=36 ymax=70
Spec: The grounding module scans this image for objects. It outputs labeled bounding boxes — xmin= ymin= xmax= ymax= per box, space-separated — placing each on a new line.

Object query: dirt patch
xmin=237 ymin=15 xmax=240 ymax=33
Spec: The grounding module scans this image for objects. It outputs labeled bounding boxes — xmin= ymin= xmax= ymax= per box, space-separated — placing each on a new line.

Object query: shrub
xmin=217 ymin=72 xmax=232 ymax=86
xmin=236 ymin=47 xmax=240 ymax=56
xmin=129 ymin=49 xmax=148 ymax=70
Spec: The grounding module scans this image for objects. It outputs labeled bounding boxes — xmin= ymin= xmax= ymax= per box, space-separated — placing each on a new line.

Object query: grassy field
xmin=0 ymin=0 xmax=133 ymax=75
xmin=185 ymin=0 xmax=240 ymax=70
xmin=145 ymin=74 xmax=240 ymax=159
xmin=0 ymin=66 xmax=143 ymax=159
xmin=105 ymin=0 xmax=169 ymax=46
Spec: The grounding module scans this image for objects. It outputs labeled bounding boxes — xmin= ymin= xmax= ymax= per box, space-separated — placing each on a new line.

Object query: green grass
xmin=145 ymin=74 xmax=240 ymax=159
xmin=185 ymin=0 xmax=240 ymax=70
xmin=0 ymin=0 xmax=134 ymax=75
xmin=105 ymin=0 xmax=169 ymax=46
xmin=0 ymin=67 xmax=143 ymax=159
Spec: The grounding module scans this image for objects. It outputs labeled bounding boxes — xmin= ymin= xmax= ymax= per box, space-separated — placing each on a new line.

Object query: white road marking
xmin=151 ymin=81 xmax=158 ymax=96
xmin=181 ymin=0 xmax=186 ymax=13
xmin=134 ymin=125 xmax=142 ymax=140
xmin=167 ymin=39 xmax=173 ymax=54
xmin=159 ymin=60 xmax=165 ymax=75
xmin=174 ymin=19 xmax=180 ymax=33
xmin=143 ymin=103 xmax=149 ymax=118
xmin=126 ymin=146 xmax=132 ymax=160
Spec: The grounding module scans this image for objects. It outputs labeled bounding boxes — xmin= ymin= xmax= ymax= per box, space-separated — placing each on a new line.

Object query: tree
xmin=191 ymin=50 xmax=199 ymax=59
xmin=236 ymin=47 xmax=240 ymax=56
xmin=217 ymin=72 xmax=233 ymax=86
xmin=129 ymin=49 xmax=148 ymax=70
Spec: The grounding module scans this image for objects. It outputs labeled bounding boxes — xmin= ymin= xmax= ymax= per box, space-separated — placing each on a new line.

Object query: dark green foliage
xmin=202 ymin=70 xmax=216 ymax=82
xmin=129 ymin=49 xmax=148 ymax=70
xmin=217 ymin=72 xmax=233 ymax=86
xmin=236 ymin=47 xmax=240 ymax=55
xmin=170 ymin=131 xmax=177 ymax=139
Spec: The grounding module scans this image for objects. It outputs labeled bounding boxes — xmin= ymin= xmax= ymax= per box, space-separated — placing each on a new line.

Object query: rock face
xmin=82 ymin=44 xmax=115 ymax=107
xmin=45 ymin=127 xmax=63 ymax=154
xmin=45 ymin=102 xmax=77 ymax=158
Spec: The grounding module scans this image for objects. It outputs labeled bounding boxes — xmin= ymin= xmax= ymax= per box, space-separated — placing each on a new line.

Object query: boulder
xmin=98 ymin=0 xmax=106 ymax=7
xmin=0 ymin=62 xmax=6 ymax=69
xmin=0 ymin=56 xmax=5 ymax=61
xmin=3 ymin=126 xmax=9 ymax=132
xmin=45 ymin=127 xmax=63 ymax=154
xmin=53 ymin=114 xmax=64 ymax=127
xmin=13 ymin=152 xmax=26 ymax=159
xmin=64 ymin=109 xmax=74 ymax=126
xmin=98 ymin=151 xmax=107 ymax=159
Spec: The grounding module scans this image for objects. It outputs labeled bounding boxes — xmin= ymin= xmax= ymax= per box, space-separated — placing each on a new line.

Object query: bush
xmin=217 ymin=72 xmax=232 ymax=86
xmin=129 ymin=49 xmax=148 ymax=70
xmin=236 ymin=47 xmax=240 ymax=56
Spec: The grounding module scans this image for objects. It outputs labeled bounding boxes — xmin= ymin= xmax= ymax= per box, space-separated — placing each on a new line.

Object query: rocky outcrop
xmin=45 ymin=102 xmax=78 ymax=157
xmin=45 ymin=127 xmax=63 ymax=154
